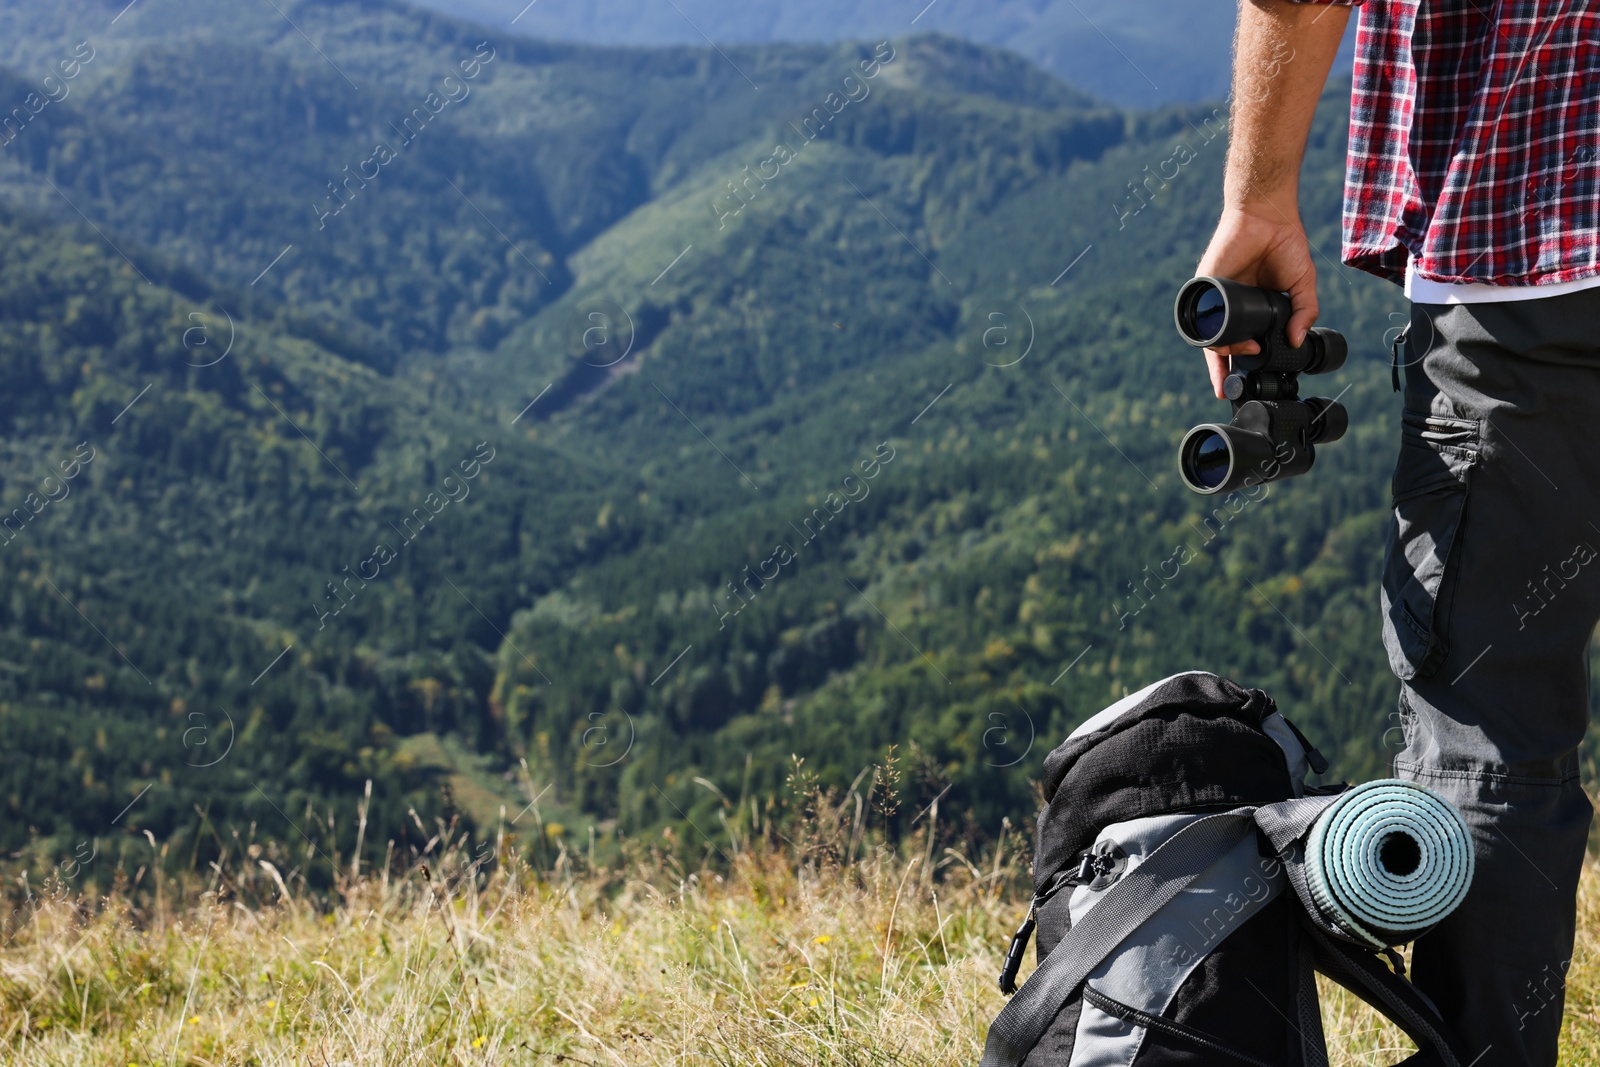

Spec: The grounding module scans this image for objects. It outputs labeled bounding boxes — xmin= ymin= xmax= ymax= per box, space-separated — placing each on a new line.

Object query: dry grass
xmin=3 ymin=820 xmax=1599 ymax=1066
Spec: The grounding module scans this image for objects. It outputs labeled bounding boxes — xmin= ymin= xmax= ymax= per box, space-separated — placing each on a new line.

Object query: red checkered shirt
xmin=1297 ymin=0 xmax=1600 ymax=287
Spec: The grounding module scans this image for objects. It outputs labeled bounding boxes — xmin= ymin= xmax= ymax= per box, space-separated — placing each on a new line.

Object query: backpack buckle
xmin=1073 ymin=840 xmax=1128 ymax=891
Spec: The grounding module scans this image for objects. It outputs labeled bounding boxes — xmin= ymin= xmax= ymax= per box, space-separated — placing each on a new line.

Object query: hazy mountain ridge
xmin=393 ymin=0 xmax=1245 ymax=109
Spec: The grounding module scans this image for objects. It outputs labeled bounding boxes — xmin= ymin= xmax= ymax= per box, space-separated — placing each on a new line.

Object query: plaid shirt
xmin=1298 ymin=0 xmax=1600 ymax=287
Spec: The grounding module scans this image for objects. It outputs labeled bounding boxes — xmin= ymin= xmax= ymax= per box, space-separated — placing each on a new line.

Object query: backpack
xmin=981 ymin=671 xmax=1474 ymax=1067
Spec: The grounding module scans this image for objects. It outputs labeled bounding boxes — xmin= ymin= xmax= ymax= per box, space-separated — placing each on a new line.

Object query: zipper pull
xmin=998 ymin=904 xmax=1038 ymax=995
xmin=1282 ymin=715 xmax=1331 ymax=775
xmin=1390 ymin=322 xmax=1410 ymax=393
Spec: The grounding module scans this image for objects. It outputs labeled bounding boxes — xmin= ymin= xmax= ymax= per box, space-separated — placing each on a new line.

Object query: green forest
xmin=0 ymin=0 xmax=1554 ymax=892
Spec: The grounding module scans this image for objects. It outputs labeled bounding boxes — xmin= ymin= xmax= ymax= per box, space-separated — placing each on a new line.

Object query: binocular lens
xmin=1188 ymin=285 xmax=1226 ymax=345
xmin=1175 ymin=281 xmax=1228 ymax=346
xmin=1183 ymin=429 xmax=1232 ymax=491
xmin=1174 ymin=276 xmax=1286 ymax=349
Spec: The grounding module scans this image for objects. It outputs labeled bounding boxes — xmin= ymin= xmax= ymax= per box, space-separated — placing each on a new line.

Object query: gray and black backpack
xmin=982 ymin=671 xmax=1476 ymax=1067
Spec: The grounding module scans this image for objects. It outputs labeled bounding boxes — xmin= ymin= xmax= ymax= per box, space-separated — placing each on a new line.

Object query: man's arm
xmin=1196 ymin=0 xmax=1352 ymax=398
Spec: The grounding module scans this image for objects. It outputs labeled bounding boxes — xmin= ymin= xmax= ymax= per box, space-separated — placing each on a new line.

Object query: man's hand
xmin=1195 ymin=205 xmax=1318 ymax=398
xmin=1195 ymin=0 xmax=1350 ymax=398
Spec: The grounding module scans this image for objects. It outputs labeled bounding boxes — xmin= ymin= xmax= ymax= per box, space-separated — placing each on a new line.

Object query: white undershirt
xmin=1405 ymin=258 xmax=1600 ymax=304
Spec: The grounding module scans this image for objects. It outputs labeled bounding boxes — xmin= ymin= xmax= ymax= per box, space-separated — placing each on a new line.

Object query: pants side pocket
xmin=1381 ymin=410 xmax=1481 ymax=681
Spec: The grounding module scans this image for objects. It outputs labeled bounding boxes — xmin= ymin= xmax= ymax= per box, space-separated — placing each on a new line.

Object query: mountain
xmin=394 ymin=0 xmax=1358 ymax=111
xmin=0 ymin=0 xmax=1541 ymax=886
xmin=400 ymin=0 xmax=1243 ymax=108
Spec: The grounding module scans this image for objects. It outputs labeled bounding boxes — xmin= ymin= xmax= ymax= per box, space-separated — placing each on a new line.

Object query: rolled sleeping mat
xmin=1304 ymin=779 xmax=1475 ymax=948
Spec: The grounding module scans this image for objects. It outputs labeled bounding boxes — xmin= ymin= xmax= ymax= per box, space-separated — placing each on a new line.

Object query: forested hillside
xmin=0 ymin=0 xmax=1513 ymax=890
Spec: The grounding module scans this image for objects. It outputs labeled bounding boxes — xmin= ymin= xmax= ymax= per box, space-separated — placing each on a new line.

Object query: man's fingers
xmin=1205 ymin=350 xmax=1229 ymax=399
xmin=1286 ymin=274 xmax=1320 ymax=348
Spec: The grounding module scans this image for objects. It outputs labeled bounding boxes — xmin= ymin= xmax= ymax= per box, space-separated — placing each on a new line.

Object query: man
xmin=1198 ymin=2 xmax=1600 ymax=1064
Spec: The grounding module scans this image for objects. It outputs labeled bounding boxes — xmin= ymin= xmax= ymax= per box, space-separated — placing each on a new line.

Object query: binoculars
xmin=1173 ymin=277 xmax=1349 ymax=495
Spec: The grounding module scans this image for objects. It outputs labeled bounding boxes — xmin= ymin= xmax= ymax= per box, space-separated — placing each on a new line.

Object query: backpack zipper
xmin=1081 ymin=985 xmax=1280 ymax=1067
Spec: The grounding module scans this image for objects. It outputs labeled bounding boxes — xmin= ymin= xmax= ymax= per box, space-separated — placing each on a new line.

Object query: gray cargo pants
xmin=1387 ymin=291 xmax=1599 ymax=1067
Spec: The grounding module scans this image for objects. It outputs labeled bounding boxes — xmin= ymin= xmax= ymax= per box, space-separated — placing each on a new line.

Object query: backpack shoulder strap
xmin=979 ymin=811 xmax=1256 ymax=1067
xmin=1293 ymin=923 xmax=1331 ymax=1067
xmin=1303 ymin=919 xmax=1468 ymax=1066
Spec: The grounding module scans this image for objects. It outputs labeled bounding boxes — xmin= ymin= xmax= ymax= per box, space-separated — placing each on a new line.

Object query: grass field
xmin=3 ymin=811 xmax=1597 ymax=1067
